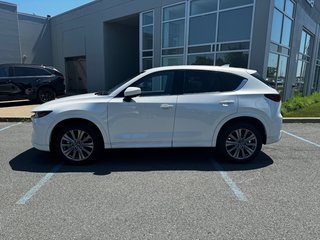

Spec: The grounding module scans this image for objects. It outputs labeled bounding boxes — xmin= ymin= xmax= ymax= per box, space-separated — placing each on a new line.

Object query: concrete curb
xmin=282 ymin=118 xmax=320 ymax=123
xmin=1 ymin=117 xmax=320 ymax=123
xmin=0 ymin=117 xmax=31 ymax=122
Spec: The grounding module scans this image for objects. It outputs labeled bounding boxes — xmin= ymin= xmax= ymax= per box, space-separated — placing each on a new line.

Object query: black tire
xmin=54 ymin=124 xmax=103 ymax=164
xmin=217 ymin=123 xmax=262 ymax=163
xmin=37 ymin=87 xmax=56 ymax=103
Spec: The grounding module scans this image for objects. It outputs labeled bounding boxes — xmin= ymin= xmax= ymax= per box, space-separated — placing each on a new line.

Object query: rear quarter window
xmin=217 ymin=72 xmax=246 ymax=91
xmin=183 ymin=70 xmax=245 ymax=94
xmin=251 ymin=72 xmax=272 ymax=85
xmin=45 ymin=68 xmax=63 ymax=76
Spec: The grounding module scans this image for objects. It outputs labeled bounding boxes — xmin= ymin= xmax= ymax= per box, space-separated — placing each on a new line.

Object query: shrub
xmin=281 ymin=92 xmax=320 ymax=115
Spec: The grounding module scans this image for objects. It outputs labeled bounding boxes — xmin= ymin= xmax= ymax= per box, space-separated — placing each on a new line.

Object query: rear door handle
xmin=160 ymin=104 xmax=174 ymax=109
xmin=219 ymin=100 xmax=235 ymax=106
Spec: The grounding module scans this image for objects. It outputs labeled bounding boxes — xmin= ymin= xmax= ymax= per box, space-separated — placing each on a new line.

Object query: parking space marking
xmin=212 ymin=161 xmax=247 ymax=202
xmin=0 ymin=122 xmax=22 ymax=132
xmin=282 ymin=130 xmax=320 ymax=148
xmin=16 ymin=164 xmax=62 ymax=205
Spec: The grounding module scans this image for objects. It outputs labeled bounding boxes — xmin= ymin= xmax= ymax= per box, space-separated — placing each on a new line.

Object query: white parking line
xmin=0 ymin=122 xmax=22 ymax=132
xmin=281 ymin=130 xmax=320 ymax=148
xmin=212 ymin=161 xmax=247 ymax=202
xmin=16 ymin=164 xmax=62 ymax=205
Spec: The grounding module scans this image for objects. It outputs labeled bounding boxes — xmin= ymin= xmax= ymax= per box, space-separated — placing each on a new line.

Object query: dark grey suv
xmin=0 ymin=64 xmax=65 ymax=103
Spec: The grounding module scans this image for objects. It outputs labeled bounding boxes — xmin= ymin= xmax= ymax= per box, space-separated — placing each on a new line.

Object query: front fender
xmin=47 ymin=110 xmax=111 ymax=149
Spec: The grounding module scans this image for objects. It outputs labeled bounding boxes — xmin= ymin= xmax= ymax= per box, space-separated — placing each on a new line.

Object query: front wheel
xmin=217 ymin=123 xmax=262 ymax=163
xmin=37 ymin=87 xmax=56 ymax=103
xmin=54 ymin=124 xmax=103 ymax=164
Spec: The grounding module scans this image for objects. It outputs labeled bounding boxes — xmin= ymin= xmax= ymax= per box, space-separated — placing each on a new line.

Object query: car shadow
xmin=9 ymin=148 xmax=274 ymax=175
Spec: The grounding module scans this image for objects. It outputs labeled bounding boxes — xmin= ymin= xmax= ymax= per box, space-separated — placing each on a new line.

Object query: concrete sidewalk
xmin=0 ymin=100 xmax=37 ymax=122
xmin=0 ymin=99 xmax=319 ymax=123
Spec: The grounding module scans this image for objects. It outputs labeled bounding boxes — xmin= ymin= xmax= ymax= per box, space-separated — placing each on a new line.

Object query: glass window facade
xmin=190 ymin=0 xmax=218 ymax=15
xmin=217 ymin=7 xmax=253 ymax=42
xmin=140 ymin=11 xmax=154 ymax=71
xmin=313 ymin=64 xmax=320 ymax=93
xmin=162 ymin=3 xmax=186 ymax=66
xmin=189 ymin=13 xmax=216 ymax=45
xmin=161 ymin=0 xmax=253 ymax=68
xmin=294 ymin=30 xmax=313 ymax=96
xmin=312 ymin=46 xmax=320 ymax=93
xmin=219 ymin=0 xmax=253 ymax=10
xmin=266 ymin=0 xmax=295 ymax=97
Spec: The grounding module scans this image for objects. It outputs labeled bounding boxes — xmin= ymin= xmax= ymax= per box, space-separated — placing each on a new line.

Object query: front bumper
xmin=31 ymin=117 xmax=52 ymax=151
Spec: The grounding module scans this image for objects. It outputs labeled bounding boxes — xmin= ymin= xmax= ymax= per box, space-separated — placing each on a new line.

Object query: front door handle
xmin=160 ymin=104 xmax=174 ymax=109
xmin=219 ymin=100 xmax=235 ymax=106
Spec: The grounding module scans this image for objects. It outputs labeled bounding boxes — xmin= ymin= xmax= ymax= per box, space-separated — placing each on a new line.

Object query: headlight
xmin=32 ymin=111 xmax=52 ymax=118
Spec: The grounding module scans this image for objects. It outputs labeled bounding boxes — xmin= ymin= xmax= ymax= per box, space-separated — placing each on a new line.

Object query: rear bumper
xmin=266 ymin=114 xmax=282 ymax=144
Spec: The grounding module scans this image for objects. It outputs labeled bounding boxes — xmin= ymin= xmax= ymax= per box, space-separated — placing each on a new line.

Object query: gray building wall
xmin=0 ymin=2 xmax=21 ymax=63
xmin=50 ymin=0 xmax=173 ymax=92
xmin=2 ymin=0 xmax=320 ymax=97
xmin=18 ymin=13 xmax=52 ymax=65
xmin=0 ymin=1 xmax=52 ymax=65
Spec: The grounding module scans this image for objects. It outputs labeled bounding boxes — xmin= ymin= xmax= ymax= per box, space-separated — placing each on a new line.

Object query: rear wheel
xmin=218 ymin=123 xmax=262 ymax=163
xmin=37 ymin=87 xmax=56 ymax=103
xmin=54 ymin=124 xmax=103 ymax=164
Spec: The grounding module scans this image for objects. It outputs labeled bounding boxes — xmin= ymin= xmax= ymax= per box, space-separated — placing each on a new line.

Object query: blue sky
xmin=5 ymin=0 xmax=95 ymax=16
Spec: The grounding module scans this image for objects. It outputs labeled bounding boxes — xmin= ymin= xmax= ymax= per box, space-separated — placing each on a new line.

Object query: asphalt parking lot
xmin=0 ymin=122 xmax=319 ymax=239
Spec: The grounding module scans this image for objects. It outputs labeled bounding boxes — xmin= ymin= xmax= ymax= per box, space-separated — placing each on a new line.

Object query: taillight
xmin=264 ymin=94 xmax=281 ymax=102
xmin=59 ymin=75 xmax=65 ymax=82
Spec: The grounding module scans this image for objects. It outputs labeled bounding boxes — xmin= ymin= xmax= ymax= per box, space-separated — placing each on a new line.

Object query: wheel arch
xmin=213 ymin=116 xmax=267 ymax=146
xmin=37 ymin=84 xmax=56 ymax=94
xmin=49 ymin=118 xmax=106 ymax=152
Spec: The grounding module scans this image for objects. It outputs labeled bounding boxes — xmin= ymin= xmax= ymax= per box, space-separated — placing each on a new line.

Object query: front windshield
xmin=106 ymin=78 xmax=133 ymax=95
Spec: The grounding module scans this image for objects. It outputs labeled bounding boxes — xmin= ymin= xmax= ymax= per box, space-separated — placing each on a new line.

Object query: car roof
xmin=0 ymin=63 xmax=51 ymax=69
xmin=144 ymin=65 xmax=257 ymax=75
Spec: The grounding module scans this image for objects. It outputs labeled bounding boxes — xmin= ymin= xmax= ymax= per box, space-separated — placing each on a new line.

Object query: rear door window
xmin=13 ymin=67 xmax=51 ymax=77
xmin=184 ymin=70 xmax=220 ymax=94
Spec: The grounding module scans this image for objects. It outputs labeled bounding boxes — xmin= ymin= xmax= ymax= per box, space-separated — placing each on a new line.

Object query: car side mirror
xmin=124 ymin=87 xmax=141 ymax=102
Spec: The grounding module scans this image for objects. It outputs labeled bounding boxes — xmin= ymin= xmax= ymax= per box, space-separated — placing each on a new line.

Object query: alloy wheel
xmin=225 ymin=128 xmax=257 ymax=160
xmin=60 ymin=129 xmax=94 ymax=161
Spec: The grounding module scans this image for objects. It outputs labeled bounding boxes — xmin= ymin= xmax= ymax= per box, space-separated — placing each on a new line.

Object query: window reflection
xmin=294 ymin=30 xmax=313 ymax=96
xmin=275 ymin=0 xmax=285 ymax=10
xmin=218 ymin=7 xmax=253 ymax=42
xmin=216 ymin=52 xmax=249 ymax=68
xmin=188 ymin=54 xmax=214 ymax=65
xmin=190 ymin=0 xmax=217 ymax=15
xmin=281 ymin=16 xmax=292 ymax=47
xmin=141 ymin=11 xmax=154 ymax=71
xmin=189 ymin=13 xmax=216 ymax=45
xmin=267 ymin=0 xmax=294 ymax=98
xmin=271 ymin=9 xmax=282 ymax=43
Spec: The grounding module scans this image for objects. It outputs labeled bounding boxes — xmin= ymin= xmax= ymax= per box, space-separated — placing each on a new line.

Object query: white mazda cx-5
xmin=32 ymin=65 xmax=282 ymax=164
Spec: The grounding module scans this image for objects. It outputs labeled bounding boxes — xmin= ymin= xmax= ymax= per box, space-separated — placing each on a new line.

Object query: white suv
xmin=32 ymin=66 xmax=282 ymax=164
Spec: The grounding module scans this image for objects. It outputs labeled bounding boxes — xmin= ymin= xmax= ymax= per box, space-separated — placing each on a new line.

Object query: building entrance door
xmin=65 ymin=56 xmax=87 ymax=94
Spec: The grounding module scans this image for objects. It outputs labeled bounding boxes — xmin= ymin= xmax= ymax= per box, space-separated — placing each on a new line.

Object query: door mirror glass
xmin=124 ymin=87 xmax=141 ymax=98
